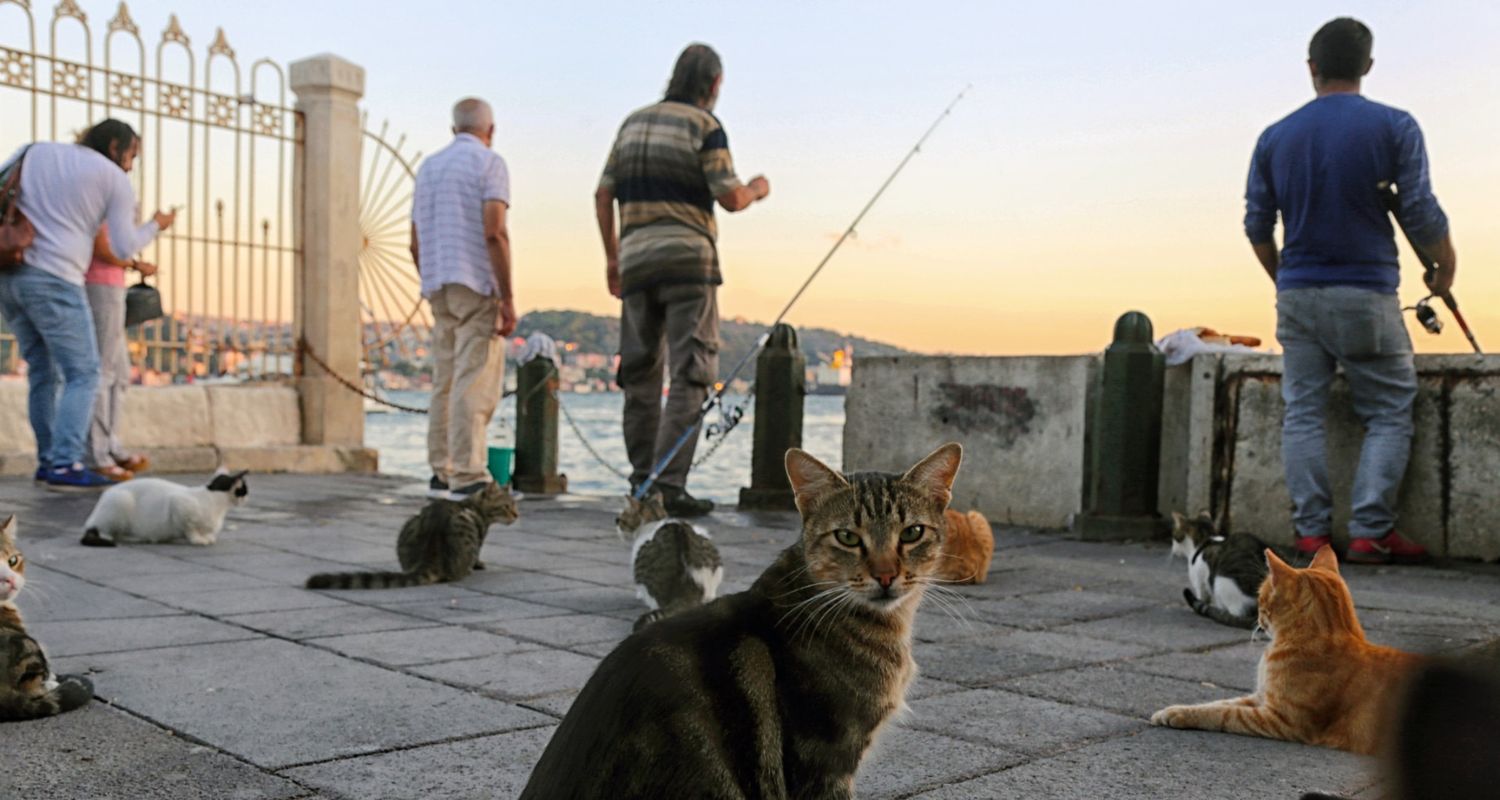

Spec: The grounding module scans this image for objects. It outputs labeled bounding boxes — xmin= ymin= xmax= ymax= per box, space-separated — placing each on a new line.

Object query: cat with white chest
xmin=80 ymin=470 xmax=249 ymax=547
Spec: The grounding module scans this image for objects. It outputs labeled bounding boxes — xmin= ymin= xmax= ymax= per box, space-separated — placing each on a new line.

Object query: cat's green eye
xmin=899 ymin=525 xmax=926 ymax=544
xmin=6 ymin=555 xmax=17 ymax=567
xmin=833 ymin=529 xmax=861 ymax=548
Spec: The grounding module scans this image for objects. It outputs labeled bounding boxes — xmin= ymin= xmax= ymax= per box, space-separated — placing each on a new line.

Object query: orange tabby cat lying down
xmin=1151 ymin=545 xmax=1421 ymax=755
xmin=936 ymin=508 xmax=994 ymax=584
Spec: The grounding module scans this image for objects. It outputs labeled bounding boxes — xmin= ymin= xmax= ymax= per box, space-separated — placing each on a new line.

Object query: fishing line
xmin=633 ymin=84 xmax=972 ymax=501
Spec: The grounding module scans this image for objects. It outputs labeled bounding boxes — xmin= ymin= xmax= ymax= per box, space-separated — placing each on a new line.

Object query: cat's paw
xmin=1151 ymin=705 xmax=1192 ymax=728
xmin=55 ymin=674 xmax=95 ymax=712
xmin=79 ymin=529 xmax=115 ymax=548
xmin=1182 ymin=588 xmax=1198 ymax=609
xmin=473 ymin=561 xmax=487 ymax=571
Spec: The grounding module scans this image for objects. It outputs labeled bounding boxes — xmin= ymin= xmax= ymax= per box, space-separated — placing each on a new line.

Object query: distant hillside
xmin=515 ymin=309 xmax=911 ymax=380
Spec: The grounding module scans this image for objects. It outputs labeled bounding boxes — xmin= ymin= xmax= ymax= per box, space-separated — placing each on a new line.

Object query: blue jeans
xmin=0 ymin=265 xmax=101 ymax=468
xmin=1276 ymin=287 xmax=1417 ymax=539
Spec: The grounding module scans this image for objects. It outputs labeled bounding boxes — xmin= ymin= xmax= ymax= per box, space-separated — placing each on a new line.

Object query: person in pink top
xmin=85 ymin=223 xmax=157 ymax=480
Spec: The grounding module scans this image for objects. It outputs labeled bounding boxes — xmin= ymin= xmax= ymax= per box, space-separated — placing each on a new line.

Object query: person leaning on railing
xmin=0 ymin=119 xmax=174 ymax=491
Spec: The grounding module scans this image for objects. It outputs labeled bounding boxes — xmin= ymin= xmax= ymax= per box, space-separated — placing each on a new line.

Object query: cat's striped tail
xmin=305 ymin=569 xmax=439 ymax=590
xmin=1183 ymin=588 xmax=1257 ymax=630
xmin=0 ymin=674 xmax=93 ymax=721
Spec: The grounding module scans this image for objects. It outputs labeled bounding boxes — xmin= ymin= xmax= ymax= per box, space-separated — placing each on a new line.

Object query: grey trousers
xmin=1276 ymin=287 xmax=1418 ymax=539
xmin=618 ymin=282 xmax=720 ymax=491
xmin=85 ymin=283 xmax=130 ymax=469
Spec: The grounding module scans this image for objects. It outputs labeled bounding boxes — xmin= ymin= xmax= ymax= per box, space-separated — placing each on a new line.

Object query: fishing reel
xmin=704 ymin=399 xmax=746 ymax=440
xmin=1405 ymin=295 xmax=1443 ymax=336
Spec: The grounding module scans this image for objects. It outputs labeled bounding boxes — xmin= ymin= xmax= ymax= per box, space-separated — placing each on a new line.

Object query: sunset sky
xmin=11 ymin=1 xmax=1499 ymax=355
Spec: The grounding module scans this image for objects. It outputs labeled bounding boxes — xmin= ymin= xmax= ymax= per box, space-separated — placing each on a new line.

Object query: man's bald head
xmin=452 ymin=98 xmax=495 ymax=144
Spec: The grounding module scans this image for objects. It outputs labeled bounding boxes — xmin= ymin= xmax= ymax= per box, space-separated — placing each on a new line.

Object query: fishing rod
xmin=632 ymin=84 xmax=972 ymax=502
xmin=1378 ymin=183 xmax=1482 ymax=354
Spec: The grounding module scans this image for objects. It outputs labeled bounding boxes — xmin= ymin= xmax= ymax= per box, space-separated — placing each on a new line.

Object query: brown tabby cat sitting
xmin=1152 ymin=545 xmax=1422 ymax=755
xmin=1 ymin=515 xmax=95 ymax=721
xmin=305 ymin=482 xmax=518 ymax=590
xmin=519 ymin=443 xmax=963 ymax=799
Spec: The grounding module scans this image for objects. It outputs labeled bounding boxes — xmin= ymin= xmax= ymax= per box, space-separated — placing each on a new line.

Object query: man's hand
xmin=606 ymin=257 xmax=621 ymax=299
xmin=1420 ymin=233 xmax=1457 ymax=299
xmin=495 ymin=297 xmax=517 ymax=338
xmin=748 ymin=175 xmax=771 ymax=201
xmin=153 ymin=210 xmax=176 ymax=232
xmin=1424 ymin=269 xmax=1455 ymax=298
xmin=132 ymin=261 xmax=158 ymax=277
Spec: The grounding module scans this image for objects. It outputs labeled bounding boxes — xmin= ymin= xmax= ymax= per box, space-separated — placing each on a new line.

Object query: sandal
xmin=96 ymin=465 xmax=134 ymax=482
xmin=115 ymin=454 xmax=150 ymax=473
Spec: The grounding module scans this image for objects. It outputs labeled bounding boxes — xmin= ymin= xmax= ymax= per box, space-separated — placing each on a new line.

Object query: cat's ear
xmin=785 ymin=449 xmax=848 ymax=514
xmin=0 ymin=515 xmax=15 ymax=545
xmin=1309 ymin=544 xmax=1340 ymax=574
xmin=1264 ymin=548 xmax=1296 ymax=585
xmin=902 ymin=442 xmax=963 ymax=508
xmin=1170 ymin=511 xmax=1187 ymax=530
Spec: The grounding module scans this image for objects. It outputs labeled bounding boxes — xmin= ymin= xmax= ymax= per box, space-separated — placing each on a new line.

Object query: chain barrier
xmin=303 ymin=337 xmax=756 ymax=478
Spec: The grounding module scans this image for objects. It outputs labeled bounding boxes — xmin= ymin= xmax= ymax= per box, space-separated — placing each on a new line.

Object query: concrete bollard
xmin=738 ymin=324 xmax=806 ymax=511
xmin=513 ymin=357 xmax=568 ymax=495
xmin=1076 ymin=311 xmax=1166 ymax=541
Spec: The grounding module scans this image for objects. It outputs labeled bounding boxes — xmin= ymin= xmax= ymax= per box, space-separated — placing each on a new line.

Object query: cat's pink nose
xmin=874 ymin=573 xmax=896 ymax=589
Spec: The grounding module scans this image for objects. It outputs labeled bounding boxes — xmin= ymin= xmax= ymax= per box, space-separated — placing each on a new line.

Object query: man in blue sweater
xmin=1245 ymin=17 xmax=1456 ymax=565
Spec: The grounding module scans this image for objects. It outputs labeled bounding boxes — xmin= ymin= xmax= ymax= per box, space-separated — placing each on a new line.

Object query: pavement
xmin=3 ymin=473 xmax=1499 ymax=799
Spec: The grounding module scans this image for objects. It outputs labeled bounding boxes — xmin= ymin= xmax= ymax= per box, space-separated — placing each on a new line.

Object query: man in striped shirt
xmin=596 ymin=43 xmax=770 ymax=516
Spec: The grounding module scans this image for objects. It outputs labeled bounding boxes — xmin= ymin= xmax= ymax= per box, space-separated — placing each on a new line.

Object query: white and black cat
xmin=1169 ymin=511 xmax=1270 ymax=629
xmin=617 ymin=494 xmax=724 ymax=631
xmin=80 ymin=470 xmax=249 ymax=547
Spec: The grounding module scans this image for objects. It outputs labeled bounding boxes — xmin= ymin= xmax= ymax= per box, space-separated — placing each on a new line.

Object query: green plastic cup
xmin=487 ymin=446 xmax=514 ymax=486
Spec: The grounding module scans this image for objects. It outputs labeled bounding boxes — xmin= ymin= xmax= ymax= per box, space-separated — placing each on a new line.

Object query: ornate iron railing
xmin=0 ymin=0 xmax=300 ymax=381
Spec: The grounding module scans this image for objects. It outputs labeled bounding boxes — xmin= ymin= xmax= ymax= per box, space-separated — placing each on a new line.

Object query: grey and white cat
xmin=306 ymin=482 xmax=518 ymax=590
xmin=80 ymin=470 xmax=249 ymax=547
xmin=1169 ymin=511 xmax=1270 ymax=629
xmin=616 ymin=494 xmax=724 ymax=632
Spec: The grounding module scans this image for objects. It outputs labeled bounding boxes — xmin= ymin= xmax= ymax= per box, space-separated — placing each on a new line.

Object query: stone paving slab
xmin=1 ymin=703 xmax=307 ymax=799
xmin=32 ymin=614 xmax=262 ymax=658
xmin=57 ymin=637 xmax=554 ymax=769
xmin=904 ymin=688 xmax=1145 ymax=756
xmin=908 ymin=727 xmax=1373 ymax=799
xmin=5 ymin=473 xmax=1497 ymax=798
xmin=282 ymin=726 xmax=556 ymax=800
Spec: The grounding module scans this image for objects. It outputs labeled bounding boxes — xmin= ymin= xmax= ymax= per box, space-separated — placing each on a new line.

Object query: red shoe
xmin=1347 ymin=531 xmax=1429 ymax=565
xmin=1294 ymin=533 xmax=1333 ymax=556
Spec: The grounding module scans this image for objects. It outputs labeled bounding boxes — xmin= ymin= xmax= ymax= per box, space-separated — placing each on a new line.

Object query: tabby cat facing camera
xmin=306 ymin=482 xmax=517 ymax=590
xmin=1 ymin=515 xmax=95 ymax=721
xmin=520 ymin=443 xmax=963 ymax=800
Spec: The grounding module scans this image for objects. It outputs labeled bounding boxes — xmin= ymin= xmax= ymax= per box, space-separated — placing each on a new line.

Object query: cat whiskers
xmin=910 ymin=578 xmax=976 ymax=629
xmin=781 ymin=585 xmax=853 ymax=642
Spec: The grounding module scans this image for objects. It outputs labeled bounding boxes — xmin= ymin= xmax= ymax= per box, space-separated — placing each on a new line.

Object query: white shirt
xmin=1 ymin=143 xmax=159 ymax=286
xmin=411 ymin=133 xmax=510 ymax=298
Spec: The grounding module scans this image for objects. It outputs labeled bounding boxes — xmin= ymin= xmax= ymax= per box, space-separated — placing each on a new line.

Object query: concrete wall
xmin=0 ymin=382 xmax=376 ymax=476
xmin=1161 ymin=352 xmax=1500 ymax=560
xmin=850 ymin=352 xmax=1500 ymax=560
xmin=844 ymin=356 xmax=1098 ymax=528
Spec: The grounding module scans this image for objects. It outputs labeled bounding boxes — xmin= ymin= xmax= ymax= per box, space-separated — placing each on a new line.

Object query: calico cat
xmin=1169 ymin=510 xmax=1269 ymax=629
xmin=1151 ymin=545 xmax=1422 ymax=755
xmin=80 ymin=470 xmax=250 ymax=547
xmin=519 ymin=443 xmax=963 ymax=800
xmin=617 ymin=493 xmax=725 ymax=631
xmin=0 ymin=515 xmax=95 ymax=721
xmin=305 ymin=482 xmax=518 ymax=589
xmin=936 ymin=508 xmax=994 ymax=584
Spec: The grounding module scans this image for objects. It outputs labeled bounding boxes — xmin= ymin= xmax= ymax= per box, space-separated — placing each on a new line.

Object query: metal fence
xmin=0 ymin=0 xmax=300 ymax=381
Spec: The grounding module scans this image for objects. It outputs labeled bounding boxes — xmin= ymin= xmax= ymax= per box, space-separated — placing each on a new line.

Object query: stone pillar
xmin=290 ymin=54 xmax=365 ymax=446
xmin=739 ymin=324 xmax=805 ymax=510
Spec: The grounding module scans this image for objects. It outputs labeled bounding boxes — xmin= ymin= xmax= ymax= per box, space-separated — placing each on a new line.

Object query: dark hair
xmin=78 ymin=119 xmax=138 ymax=165
xmin=1309 ymin=18 xmax=1372 ymax=82
xmin=665 ymin=43 xmax=722 ymax=106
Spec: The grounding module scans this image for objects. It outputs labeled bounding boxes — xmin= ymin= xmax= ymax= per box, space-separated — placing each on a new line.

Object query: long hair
xmin=78 ymin=119 xmax=138 ymax=166
xmin=664 ymin=44 xmax=722 ymax=107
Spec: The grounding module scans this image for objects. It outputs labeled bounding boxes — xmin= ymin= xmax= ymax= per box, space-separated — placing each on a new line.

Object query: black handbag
xmin=124 ymin=280 xmax=163 ymax=327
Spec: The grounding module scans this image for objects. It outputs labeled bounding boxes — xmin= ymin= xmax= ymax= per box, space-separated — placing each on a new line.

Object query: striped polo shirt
xmin=599 ymin=100 xmax=743 ymax=296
